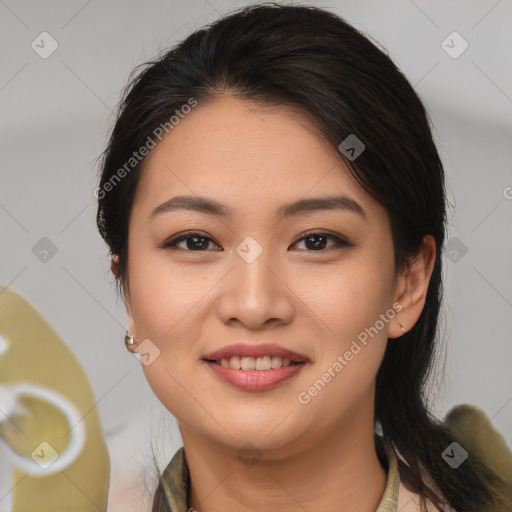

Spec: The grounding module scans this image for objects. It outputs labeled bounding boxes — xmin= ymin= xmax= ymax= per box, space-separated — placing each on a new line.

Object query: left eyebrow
xmin=148 ymin=194 xmax=367 ymax=222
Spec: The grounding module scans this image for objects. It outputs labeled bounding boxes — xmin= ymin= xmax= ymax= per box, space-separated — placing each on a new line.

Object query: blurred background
xmin=1 ymin=0 xmax=511 ymax=510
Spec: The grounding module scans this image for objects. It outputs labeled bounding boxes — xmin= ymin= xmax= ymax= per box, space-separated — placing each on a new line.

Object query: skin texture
xmin=115 ymin=95 xmax=436 ymax=512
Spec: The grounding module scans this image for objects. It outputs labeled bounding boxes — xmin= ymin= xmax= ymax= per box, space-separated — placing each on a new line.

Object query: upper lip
xmin=203 ymin=343 xmax=309 ymax=363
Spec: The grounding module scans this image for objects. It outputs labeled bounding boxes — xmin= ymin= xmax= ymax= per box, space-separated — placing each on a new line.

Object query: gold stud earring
xmin=399 ymin=323 xmax=406 ymax=333
xmin=124 ymin=331 xmax=137 ymax=346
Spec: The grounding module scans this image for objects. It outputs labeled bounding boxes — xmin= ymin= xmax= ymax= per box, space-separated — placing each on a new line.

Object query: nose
xmin=215 ymin=245 xmax=295 ymax=330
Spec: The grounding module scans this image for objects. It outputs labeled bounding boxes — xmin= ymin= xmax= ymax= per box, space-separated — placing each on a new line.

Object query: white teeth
xmin=241 ymin=357 xmax=256 ymax=370
xmin=217 ymin=355 xmax=296 ymax=370
xmin=271 ymin=356 xmax=282 ymax=368
xmin=229 ymin=356 xmax=241 ymax=369
xmin=256 ymin=356 xmax=272 ymax=370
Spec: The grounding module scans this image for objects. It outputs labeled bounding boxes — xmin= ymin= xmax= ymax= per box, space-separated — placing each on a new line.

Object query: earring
xmin=399 ymin=323 xmax=406 ymax=333
xmin=124 ymin=331 xmax=137 ymax=346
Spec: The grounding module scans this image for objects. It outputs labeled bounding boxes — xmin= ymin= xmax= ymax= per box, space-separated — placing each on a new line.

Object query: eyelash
xmin=160 ymin=230 xmax=352 ymax=252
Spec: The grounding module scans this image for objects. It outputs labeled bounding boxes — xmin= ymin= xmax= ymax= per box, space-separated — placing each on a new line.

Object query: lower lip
xmin=203 ymin=360 xmax=307 ymax=390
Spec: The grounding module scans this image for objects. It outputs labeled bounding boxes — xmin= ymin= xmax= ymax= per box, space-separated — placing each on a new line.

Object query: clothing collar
xmin=160 ymin=439 xmax=400 ymax=512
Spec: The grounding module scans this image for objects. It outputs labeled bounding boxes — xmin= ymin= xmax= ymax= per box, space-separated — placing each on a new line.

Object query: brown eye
xmin=161 ymin=231 xmax=222 ymax=251
xmin=292 ymin=231 xmax=351 ymax=251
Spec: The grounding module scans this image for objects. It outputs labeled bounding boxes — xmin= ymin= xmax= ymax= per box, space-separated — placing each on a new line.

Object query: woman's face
xmin=123 ymin=95 xmax=406 ymax=455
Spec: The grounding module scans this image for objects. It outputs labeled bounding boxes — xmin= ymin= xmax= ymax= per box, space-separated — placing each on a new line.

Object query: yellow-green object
xmin=0 ymin=286 xmax=110 ymax=511
xmin=445 ymin=403 xmax=512 ymax=509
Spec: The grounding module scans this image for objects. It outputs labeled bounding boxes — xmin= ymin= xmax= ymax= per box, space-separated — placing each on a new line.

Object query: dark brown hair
xmin=96 ymin=3 xmax=511 ymax=511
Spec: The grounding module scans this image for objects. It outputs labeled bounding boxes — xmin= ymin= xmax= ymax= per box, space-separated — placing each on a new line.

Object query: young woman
xmin=95 ymin=3 xmax=512 ymax=511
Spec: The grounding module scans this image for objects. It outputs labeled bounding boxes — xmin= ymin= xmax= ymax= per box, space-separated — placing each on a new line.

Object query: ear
xmin=388 ymin=234 xmax=436 ymax=339
xmin=110 ymin=254 xmax=120 ymax=279
xmin=111 ymin=255 xmax=138 ymax=351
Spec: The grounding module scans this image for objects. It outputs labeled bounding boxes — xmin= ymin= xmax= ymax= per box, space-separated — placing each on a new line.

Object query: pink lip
xmin=203 ymin=360 xmax=307 ymax=391
xmin=202 ymin=343 xmax=309 ymax=363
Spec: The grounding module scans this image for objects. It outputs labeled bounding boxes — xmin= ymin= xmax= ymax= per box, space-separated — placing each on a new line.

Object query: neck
xmin=180 ymin=408 xmax=387 ymax=512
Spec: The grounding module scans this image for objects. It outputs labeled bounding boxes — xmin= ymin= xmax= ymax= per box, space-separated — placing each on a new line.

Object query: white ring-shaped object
xmin=0 ymin=382 xmax=87 ymax=476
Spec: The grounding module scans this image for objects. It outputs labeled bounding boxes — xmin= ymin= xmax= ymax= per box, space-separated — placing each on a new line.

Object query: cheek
xmin=141 ymin=360 xmax=200 ymax=423
xmin=128 ymin=249 xmax=214 ymax=409
xmin=294 ymin=258 xmax=394 ymax=397
xmin=128 ymin=247 xmax=211 ymax=342
xmin=298 ymin=258 xmax=393 ymax=341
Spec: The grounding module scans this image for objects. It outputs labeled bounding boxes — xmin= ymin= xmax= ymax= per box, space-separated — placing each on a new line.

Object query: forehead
xmin=133 ymin=95 xmax=385 ymax=223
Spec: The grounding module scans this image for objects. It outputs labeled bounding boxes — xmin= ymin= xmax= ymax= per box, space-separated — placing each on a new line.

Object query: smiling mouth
xmin=202 ymin=355 xmax=307 ymax=391
xmin=203 ymin=355 xmax=304 ymax=371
